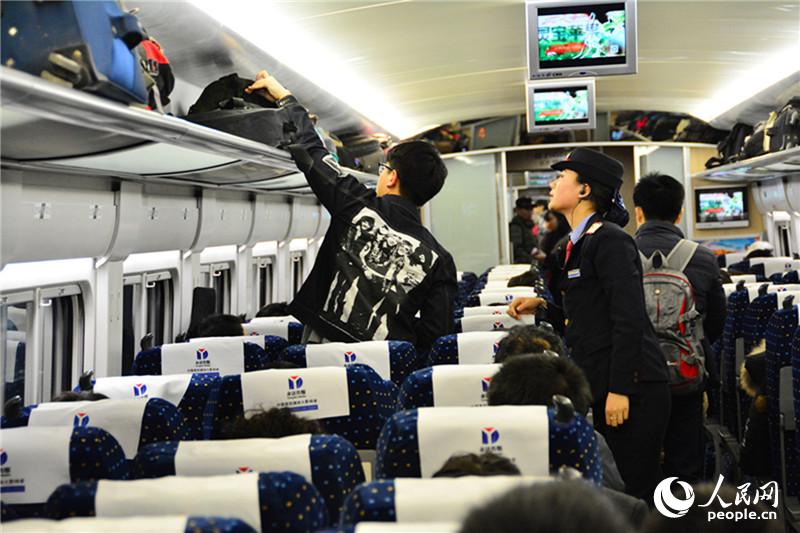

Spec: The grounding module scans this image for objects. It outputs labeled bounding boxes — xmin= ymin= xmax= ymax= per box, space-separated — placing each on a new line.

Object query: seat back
xmin=340 ymin=477 xmax=545 ymax=525
xmin=428 ymin=332 xmax=507 ymax=366
xmin=1 ymin=516 xmax=257 ymax=533
xmin=458 ymin=314 xmax=534 ymax=333
xmin=743 ymin=291 xmax=800 ymax=352
xmin=133 ymin=338 xmax=270 ymax=376
xmin=133 ymin=434 xmax=364 ymax=523
xmin=461 ymin=306 xmax=508 ymax=317
xmin=468 ymin=288 xmax=537 ymax=307
xmin=19 ymin=398 xmax=187 ymax=459
xmin=282 ymin=340 xmax=422 ymax=384
xmin=719 ymin=252 xmax=747 ymax=267
xmin=375 ymin=406 xmax=599 ymax=482
xmin=750 ymin=258 xmax=800 ymax=280
xmin=210 ymin=365 xmax=397 ymax=449
xmin=398 ymin=364 xmax=501 ymax=410
xmin=45 ymin=472 xmax=327 ymax=532
xmin=91 ymin=374 xmax=219 ymax=440
xmin=243 ymin=316 xmax=304 ymax=345
xmin=0 ymin=426 xmax=127 ymax=518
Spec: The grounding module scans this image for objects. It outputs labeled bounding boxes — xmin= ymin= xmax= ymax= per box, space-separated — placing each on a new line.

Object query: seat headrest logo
xmin=133 ymin=383 xmax=148 ymax=397
xmin=288 ymin=376 xmax=304 ymax=390
xmin=0 ymin=449 xmax=7 ymax=466
xmin=236 ymin=466 xmax=254 ymax=474
xmin=196 ymin=348 xmax=209 ymax=361
xmin=481 ymin=377 xmax=493 ymax=392
xmin=492 ymin=341 xmax=501 ymax=355
xmin=492 ymin=321 xmax=505 ymax=330
xmin=344 ymin=351 xmax=357 ymax=364
xmin=73 ymin=412 xmax=90 ymax=428
xmin=481 ymin=427 xmax=500 ymax=445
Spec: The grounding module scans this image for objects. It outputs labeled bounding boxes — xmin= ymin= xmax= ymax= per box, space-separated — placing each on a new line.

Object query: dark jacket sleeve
xmin=509 ymin=223 xmax=527 ymax=264
xmin=414 ymin=255 xmax=458 ymax=350
xmin=592 ymin=230 xmax=653 ymax=395
xmin=702 ymin=261 xmax=727 ymax=345
xmin=280 ymin=96 xmax=373 ymax=214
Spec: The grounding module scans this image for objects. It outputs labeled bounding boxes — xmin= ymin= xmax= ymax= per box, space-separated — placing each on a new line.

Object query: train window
xmin=255 ymin=256 xmax=275 ymax=308
xmin=39 ymin=286 xmax=84 ymax=401
xmin=121 ymin=283 xmax=136 ymax=375
xmin=121 ymin=271 xmax=173 ymax=372
xmin=291 ymin=252 xmax=305 ymax=297
xmin=1 ymin=299 xmax=32 ymax=403
xmin=146 ymin=274 xmax=174 ymax=348
xmin=208 ymin=264 xmax=232 ymax=314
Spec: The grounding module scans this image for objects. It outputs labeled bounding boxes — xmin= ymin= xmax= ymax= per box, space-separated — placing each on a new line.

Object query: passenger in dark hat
xmin=510 ymin=197 xmax=537 ymax=263
xmin=507 ymin=147 xmax=670 ymax=502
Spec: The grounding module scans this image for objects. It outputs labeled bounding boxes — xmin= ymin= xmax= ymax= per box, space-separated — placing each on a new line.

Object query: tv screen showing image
xmin=533 ymin=87 xmax=590 ymax=124
xmin=526 ymin=0 xmax=638 ymax=79
xmin=695 ymin=187 xmax=749 ymax=229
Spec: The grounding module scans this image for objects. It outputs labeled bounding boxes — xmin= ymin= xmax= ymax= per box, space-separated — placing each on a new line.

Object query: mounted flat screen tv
xmin=695 ymin=186 xmax=750 ymax=229
xmin=526 ymin=0 xmax=638 ymax=79
xmin=525 ymin=79 xmax=596 ymax=132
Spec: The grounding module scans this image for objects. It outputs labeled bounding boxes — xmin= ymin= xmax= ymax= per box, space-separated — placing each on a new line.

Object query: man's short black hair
xmin=52 ymin=391 xmax=109 ymax=402
xmin=194 ymin=313 xmax=244 ymax=338
xmin=387 ymin=140 xmax=448 ymax=206
xmin=633 ymin=172 xmax=685 ymax=222
xmin=506 ymin=271 xmax=539 ymax=288
xmin=494 ymin=325 xmax=566 ymax=362
xmin=433 ymin=452 xmax=521 ymax=478
xmin=460 ymin=480 xmax=633 ymax=533
xmin=255 ymin=302 xmax=290 ymax=318
xmin=487 ymin=353 xmax=593 ymax=416
xmin=222 ymin=407 xmax=323 ymax=439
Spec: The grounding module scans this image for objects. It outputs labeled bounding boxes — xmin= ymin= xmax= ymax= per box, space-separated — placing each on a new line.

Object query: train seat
xmin=397 ymin=364 xmax=501 ymax=410
xmin=132 ymin=337 xmax=271 ymax=376
xmin=428 ymin=332 xmax=506 ymax=366
xmin=457 ymin=314 xmax=535 ymax=333
xmin=1 ymin=516 xmax=256 ymax=533
xmin=243 ymin=316 xmax=305 ymax=345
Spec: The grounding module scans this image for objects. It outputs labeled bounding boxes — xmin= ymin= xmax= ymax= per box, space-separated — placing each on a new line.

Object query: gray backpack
xmin=640 ymin=239 xmax=705 ymax=394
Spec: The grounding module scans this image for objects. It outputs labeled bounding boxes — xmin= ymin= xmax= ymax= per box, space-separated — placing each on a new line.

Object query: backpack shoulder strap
xmin=639 ymin=250 xmax=652 ymax=271
xmin=665 ymin=239 xmax=699 ymax=273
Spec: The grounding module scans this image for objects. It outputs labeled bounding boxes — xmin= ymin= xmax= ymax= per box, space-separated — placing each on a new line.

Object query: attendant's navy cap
xmin=551 ymin=148 xmax=624 ymax=189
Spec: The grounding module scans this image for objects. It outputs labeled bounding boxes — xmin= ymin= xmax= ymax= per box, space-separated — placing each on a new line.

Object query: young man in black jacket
xmin=246 ymin=71 xmax=458 ymax=350
xmin=633 ymin=172 xmax=727 ymax=483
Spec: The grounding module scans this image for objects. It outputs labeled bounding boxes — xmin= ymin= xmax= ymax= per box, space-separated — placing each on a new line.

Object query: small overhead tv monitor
xmin=695 ymin=186 xmax=750 ymax=229
xmin=526 ymin=0 xmax=638 ymax=79
xmin=470 ymin=116 xmax=520 ymax=150
xmin=525 ymin=79 xmax=596 ymax=132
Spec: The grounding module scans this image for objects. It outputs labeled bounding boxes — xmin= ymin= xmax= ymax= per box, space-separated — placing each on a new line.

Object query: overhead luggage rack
xmin=693 ymin=146 xmax=800 ymax=182
xmin=0 ymin=67 xmax=376 ymax=193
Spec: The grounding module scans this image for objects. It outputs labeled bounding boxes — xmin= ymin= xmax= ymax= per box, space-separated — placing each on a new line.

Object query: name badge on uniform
xmin=568 ymin=268 xmax=581 ymax=279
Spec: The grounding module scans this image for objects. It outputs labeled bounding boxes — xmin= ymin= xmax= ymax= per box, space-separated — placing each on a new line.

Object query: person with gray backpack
xmin=633 ymin=173 xmax=727 ymax=483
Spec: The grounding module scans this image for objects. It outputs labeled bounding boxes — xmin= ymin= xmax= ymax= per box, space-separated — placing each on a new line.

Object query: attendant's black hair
xmin=387 ymin=141 xmax=448 ymax=206
xmin=194 ymin=314 xmax=244 ymax=338
xmin=507 ymin=271 xmax=539 ymax=287
xmin=222 ymin=407 xmax=323 ymax=439
xmin=494 ymin=325 xmax=566 ymax=362
xmin=633 ymin=172 xmax=685 ymax=222
xmin=487 ymin=353 xmax=593 ymax=416
xmin=433 ymin=452 xmax=521 ymax=478
xmin=460 ymin=480 xmax=633 ymax=533
xmin=575 ymin=173 xmax=629 ymax=227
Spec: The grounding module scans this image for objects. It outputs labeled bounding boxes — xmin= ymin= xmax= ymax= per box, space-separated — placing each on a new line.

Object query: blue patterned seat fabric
xmin=1 ymin=427 xmax=128 ymax=520
xmin=0 ymin=516 xmax=257 ymax=532
xmin=764 ymin=306 xmax=800 ymax=498
xmin=397 ymin=368 xmax=436 ymax=409
xmin=281 ymin=341 xmax=423 ymax=385
xmin=132 ymin=434 xmax=365 ymax=523
xmin=208 ymin=364 xmax=398 ymax=449
xmin=44 ymin=472 xmax=327 ymax=532
xmin=719 ymin=289 xmax=751 ymax=437
xmin=131 ymin=342 xmax=271 ymax=375
xmin=374 ymin=408 xmax=600 ymax=483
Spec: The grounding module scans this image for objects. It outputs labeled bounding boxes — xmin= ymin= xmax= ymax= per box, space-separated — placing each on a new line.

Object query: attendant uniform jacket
xmin=560 ymin=213 xmax=668 ymax=403
xmin=280 ymin=96 xmax=458 ymax=350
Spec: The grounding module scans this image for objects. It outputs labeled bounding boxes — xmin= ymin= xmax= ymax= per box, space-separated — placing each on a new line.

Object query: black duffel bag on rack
xmin=766 ymin=97 xmax=800 ymax=153
xmin=705 ymin=123 xmax=753 ymax=168
xmin=184 ymin=73 xmax=297 ymax=148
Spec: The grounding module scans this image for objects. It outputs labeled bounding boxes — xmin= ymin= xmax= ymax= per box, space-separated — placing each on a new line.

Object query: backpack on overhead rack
xmin=640 ymin=240 xmax=706 ymax=394
xmin=740 ymin=114 xmax=776 ymax=160
xmin=705 ymin=123 xmax=753 ymax=168
xmin=766 ymin=97 xmax=800 ymax=153
xmin=137 ymin=36 xmax=175 ymax=112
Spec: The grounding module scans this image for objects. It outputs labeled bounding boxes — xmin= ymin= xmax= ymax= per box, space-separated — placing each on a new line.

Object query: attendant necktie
xmin=563 ymin=239 xmax=574 ymax=267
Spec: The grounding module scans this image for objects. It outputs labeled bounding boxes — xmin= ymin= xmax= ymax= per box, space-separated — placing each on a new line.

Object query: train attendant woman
xmin=507 ymin=148 xmax=670 ymax=501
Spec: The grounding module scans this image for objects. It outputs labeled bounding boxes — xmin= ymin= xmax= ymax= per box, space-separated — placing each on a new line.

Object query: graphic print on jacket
xmin=324 ymin=207 xmax=439 ymax=340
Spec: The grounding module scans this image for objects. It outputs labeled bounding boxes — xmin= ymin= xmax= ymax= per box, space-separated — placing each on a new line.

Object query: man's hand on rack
xmin=245 ymin=70 xmax=292 ymax=103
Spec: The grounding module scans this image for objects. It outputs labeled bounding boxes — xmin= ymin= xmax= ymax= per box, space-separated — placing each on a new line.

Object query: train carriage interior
xmin=1 ymin=0 xmax=799 ymax=532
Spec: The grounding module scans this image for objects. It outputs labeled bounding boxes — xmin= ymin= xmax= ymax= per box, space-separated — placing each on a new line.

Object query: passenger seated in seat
xmin=52 ymin=391 xmax=109 ymax=402
xmin=433 ymin=452 xmax=521 ymax=477
xmin=245 ymin=71 xmax=458 ymax=350
xmin=460 ymin=480 xmax=634 ymax=533
xmin=494 ymin=324 xmax=566 ymax=362
xmin=739 ymin=341 xmax=771 ymax=479
xmin=487 ymin=354 xmax=625 ymax=492
xmin=256 ymin=302 xmax=291 ymax=317
xmin=222 ymin=407 xmax=323 ymax=439
xmin=193 ymin=313 xmax=245 ymax=338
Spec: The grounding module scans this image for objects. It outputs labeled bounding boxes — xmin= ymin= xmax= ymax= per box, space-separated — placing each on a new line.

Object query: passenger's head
xmin=194 ymin=313 xmax=244 ymax=338
xmin=533 ymin=199 xmax=549 ymax=217
xmin=433 ymin=452 xmax=521 ymax=478
xmin=633 ymin=172 xmax=685 ymax=225
xmin=487 ymin=353 xmax=593 ymax=416
xmin=379 ymin=140 xmax=448 ymax=206
xmin=745 ymin=241 xmax=774 ymax=260
xmin=643 ymin=482 xmax=780 ymax=533
xmin=494 ymin=325 xmax=566 ymax=362
xmin=222 ymin=407 xmax=323 ymax=439
xmin=514 ymin=197 xmax=534 ymax=221
xmin=543 ymin=210 xmax=567 ymax=233
xmin=52 ymin=391 xmax=109 ymax=402
xmin=255 ymin=302 xmax=290 ymax=318
xmin=460 ymin=480 xmax=633 ymax=533
xmin=507 ymin=270 xmax=538 ymax=288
